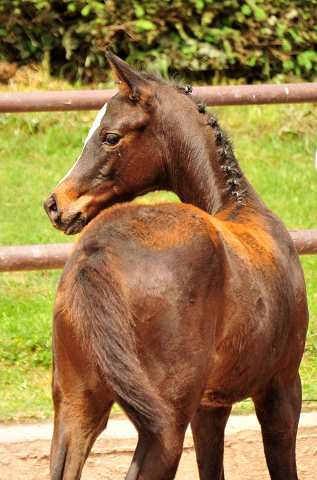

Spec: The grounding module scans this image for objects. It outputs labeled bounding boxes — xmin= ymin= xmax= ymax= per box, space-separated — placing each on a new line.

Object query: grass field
xmin=1 ymin=79 xmax=317 ymax=420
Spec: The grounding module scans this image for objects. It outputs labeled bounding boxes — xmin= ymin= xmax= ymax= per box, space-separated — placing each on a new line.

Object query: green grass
xmin=1 ymin=94 xmax=317 ymax=420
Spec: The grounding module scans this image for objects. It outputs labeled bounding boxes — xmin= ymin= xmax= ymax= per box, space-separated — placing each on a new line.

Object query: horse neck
xmin=161 ymin=96 xmax=263 ymax=219
xmin=166 ymin=144 xmax=231 ymax=215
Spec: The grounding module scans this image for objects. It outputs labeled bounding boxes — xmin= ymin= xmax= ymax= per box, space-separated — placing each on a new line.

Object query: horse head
xmin=44 ymin=49 xmax=174 ymax=234
xmin=44 ymin=49 xmax=249 ymax=234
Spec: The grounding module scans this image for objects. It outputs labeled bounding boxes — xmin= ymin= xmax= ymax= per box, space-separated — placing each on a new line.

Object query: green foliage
xmin=1 ymin=0 xmax=317 ymax=83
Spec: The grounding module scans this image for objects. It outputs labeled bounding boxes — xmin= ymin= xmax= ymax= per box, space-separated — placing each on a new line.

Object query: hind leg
xmin=190 ymin=405 xmax=232 ymax=480
xmin=252 ymin=372 xmax=302 ymax=480
xmin=51 ymin=384 xmax=114 ymax=480
xmin=125 ymin=415 xmax=190 ymax=480
xmin=50 ymin=331 xmax=115 ymax=480
xmin=51 ymin=374 xmax=114 ymax=480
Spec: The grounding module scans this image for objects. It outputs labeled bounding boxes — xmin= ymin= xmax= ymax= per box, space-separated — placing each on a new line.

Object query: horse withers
xmin=44 ymin=49 xmax=308 ymax=480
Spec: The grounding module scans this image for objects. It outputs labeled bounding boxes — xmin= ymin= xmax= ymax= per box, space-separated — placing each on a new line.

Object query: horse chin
xmin=49 ymin=211 xmax=87 ymax=235
xmin=64 ymin=212 xmax=87 ymax=235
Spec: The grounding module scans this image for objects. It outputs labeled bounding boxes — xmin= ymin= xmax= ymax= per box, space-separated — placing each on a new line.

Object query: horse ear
xmin=105 ymin=47 xmax=153 ymax=105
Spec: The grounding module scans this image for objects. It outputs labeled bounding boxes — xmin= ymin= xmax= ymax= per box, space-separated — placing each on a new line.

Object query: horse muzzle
xmin=43 ymin=194 xmax=87 ymax=235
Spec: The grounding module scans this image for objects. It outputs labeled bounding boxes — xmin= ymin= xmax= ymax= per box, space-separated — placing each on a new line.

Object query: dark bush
xmin=1 ymin=0 xmax=317 ymax=83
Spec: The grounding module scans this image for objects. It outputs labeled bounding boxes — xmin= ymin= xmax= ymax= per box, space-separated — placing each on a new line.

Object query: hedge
xmin=1 ymin=0 xmax=317 ymax=83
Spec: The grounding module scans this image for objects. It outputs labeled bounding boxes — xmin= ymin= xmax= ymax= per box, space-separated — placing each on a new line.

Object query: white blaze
xmin=56 ymin=103 xmax=108 ymax=186
xmin=83 ymin=102 xmax=108 ymax=146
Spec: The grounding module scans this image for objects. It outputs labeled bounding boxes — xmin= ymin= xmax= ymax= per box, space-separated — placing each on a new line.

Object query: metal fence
xmin=1 ymin=83 xmax=317 ymax=272
xmin=1 ymin=83 xmax=317 ymax=113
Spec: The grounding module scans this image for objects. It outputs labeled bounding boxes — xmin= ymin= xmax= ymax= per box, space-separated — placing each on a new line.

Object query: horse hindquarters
xmin=51 ymin=289 xmax=191 ymax=480
xmin=50 ymin=245 xmax=175 ymax=479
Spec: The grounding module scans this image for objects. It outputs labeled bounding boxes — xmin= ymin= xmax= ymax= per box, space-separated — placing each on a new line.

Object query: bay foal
xmin=44 ymin=49 xmax=308 ymax=480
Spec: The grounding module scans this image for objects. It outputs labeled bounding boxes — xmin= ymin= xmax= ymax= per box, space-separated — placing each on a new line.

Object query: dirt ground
xmin=0 ymin=413 xmax=316 ymax=479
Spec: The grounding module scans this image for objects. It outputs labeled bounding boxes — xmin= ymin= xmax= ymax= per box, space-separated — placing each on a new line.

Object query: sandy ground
xmin=0 ymin=412 xmax=316 ymax=479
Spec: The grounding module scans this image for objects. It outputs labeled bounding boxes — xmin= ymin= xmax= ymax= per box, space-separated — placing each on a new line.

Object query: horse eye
xmin=101 ymin=133 xmax=121 ymax=146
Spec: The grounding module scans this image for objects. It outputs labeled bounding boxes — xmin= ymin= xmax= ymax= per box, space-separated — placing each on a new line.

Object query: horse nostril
xmin=44 ymin=195 xmax=60 ymax=219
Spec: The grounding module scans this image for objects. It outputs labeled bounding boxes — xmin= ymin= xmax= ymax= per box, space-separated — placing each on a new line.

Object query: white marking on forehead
xmin=56 ymin=103 xmax=107 ymax=187
xmin=84 ymin=102 xmax=108 ymax=146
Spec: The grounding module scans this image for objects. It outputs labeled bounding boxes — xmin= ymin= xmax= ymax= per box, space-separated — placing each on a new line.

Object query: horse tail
xmin=61 ymin=252 xmax=169 ymax=438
